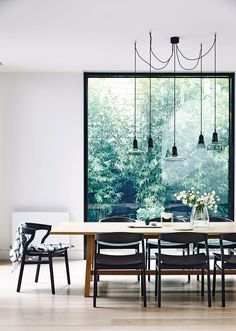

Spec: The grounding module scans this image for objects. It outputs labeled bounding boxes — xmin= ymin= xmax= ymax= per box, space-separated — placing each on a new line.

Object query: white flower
xmin=174 ymin=187 xmax=219 ymax=213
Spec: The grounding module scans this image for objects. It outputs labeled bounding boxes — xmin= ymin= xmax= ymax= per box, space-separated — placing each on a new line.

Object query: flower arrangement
xmin=174 ymin=188 xmax=219 ymax=213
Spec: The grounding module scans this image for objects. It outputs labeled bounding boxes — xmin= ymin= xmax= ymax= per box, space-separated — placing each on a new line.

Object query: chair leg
xmin=35 ymin=256 xmax=42 ymax=283
xmin=147 ymin=247 xmax=151 ymax=282
xmin=155 ymin=265 xmax=158 ymax=297
xmin=158 ymin=270 xmax=161 ymax=307
xmin=141 ymin=270 xmax=144 ymax=296
xmin=212 ymin=257 xmax=217 ymax=297
xmin=142 ymin=269 xmax=147 ymax=307
xmin=187 ymin=246 xmax=191 ymax=282
xmin=221 ymin=269 xmax=225 ymax=307
xmin=201 ymin=269 xmax=204 ymax=296
xmin=137 ymin=246 xmax=140 ymax=282
xmin=207 ymin=269 xmax=211 ymax=307
xmin=64 ymin=250 xmax=71 ymax=285
xmin=48 ymin=255 xmax=55 ymax=295
xmin=16 ymin=260 xmax=25 ymax=292
xmin=197 ymin=245 xmax=200 ymax=281
xmin=97 ymin=247 xmax=100 ymax=282
xmin=93 ymin=269 xmax=98 ymax=308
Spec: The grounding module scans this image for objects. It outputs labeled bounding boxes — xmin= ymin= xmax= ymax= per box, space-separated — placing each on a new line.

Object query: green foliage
xmin=87 ymin=77 xmax=230 ymax=221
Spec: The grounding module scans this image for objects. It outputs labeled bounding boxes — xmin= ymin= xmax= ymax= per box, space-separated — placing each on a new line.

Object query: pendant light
xmin=148 ymin=32 xmax=153 ymax=152
xmin=133 ymin=33 xmax=217 ymax=157
xmin=197 ymin=44 xmax=205 ymax=149
xmin=128 ymin=41 xmax=143 ymax=156
xmin=165 ymin=37 xmax=185 ymax=161
xmin=207 ymin=34 xmax=223 ymax=151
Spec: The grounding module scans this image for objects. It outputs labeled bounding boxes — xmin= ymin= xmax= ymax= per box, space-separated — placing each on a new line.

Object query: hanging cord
xmin=135 ymin=33 xmax=216 ymax=72
xmin=214 ymin=34 xmax=217 ymax=132
xmin=136 ymin=34 xmax=172 ymax=71
xmin=136 ymin=46 xmax=171 ymax=70
xmin=177 ymin=35 xmax=216 ymax=61
xmin=173 ymin=43 xmax=176 ymax=146
xmin=149 ymin=33 xmax=152 ymax=138
xmin=176 ymin=46 xmax=201 ymax=70
xmin=134 ymin=41 xmax=137 ymax=139
xmin=150 ymin=31 xmax=174 ymax=64
xmin=200 ymin=44 xmax=203 ymax=134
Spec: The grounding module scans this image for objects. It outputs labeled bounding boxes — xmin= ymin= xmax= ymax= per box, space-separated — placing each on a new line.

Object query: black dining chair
xmin=99 ymin=216 xmax=140 ymax=281
xmin=197 ymin=216 xmax=233 ymax=251
xmin=93 ymin=232 xmax=146 ymax=307
xmin=99 ymin=217 xmax=137 ymax=251
xmin=155 ymin=232 xmax=211 ymax=307
xmin=146 ymin=217 xmax=190 ymax=281
xmin=195 ymin=216 xmax=234 ymax=281
xmin=212 ymin=233 xmax=236 ymax=307
xmin=16 ymin=223 xmax=70 ymax=294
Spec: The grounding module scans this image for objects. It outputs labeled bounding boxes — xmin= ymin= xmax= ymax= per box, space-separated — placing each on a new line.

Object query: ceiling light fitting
xmin=132 ymin=32 xmax=219 ymax=159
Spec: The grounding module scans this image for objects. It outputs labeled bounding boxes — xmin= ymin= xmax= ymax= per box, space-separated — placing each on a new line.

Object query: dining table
xmin=51 ymin=221 xmax=236 ymax=297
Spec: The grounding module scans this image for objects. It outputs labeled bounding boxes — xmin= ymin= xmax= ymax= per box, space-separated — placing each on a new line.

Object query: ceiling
xmin=0 ymin=0 xmax=235 ymax=72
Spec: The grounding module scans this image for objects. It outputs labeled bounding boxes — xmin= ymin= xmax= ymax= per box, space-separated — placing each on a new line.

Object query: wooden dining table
xmin=51 ymin=221 xmax=236 ymax=297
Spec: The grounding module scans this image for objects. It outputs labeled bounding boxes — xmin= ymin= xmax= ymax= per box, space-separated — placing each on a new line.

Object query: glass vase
xmin=190 ymin=205 xmax=209 ymax=228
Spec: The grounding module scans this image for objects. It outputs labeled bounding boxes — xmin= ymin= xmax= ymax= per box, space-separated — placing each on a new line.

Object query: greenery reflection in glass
xmin=87 ymin=77 xmax=229 ymax=222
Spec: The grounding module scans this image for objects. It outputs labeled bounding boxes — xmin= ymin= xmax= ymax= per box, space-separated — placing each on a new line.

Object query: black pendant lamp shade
xmin=207 ymin=131 xmax=223 ymax=151
xmin=197 ymin=133 xmax=205 ymax=149
xmin=207 ymin=34 xmax=223 ymax=152
xmin=148 ymin=136 xmax=153 ymax=151
xmin=172 ymin=145 xmax=178 ymax=157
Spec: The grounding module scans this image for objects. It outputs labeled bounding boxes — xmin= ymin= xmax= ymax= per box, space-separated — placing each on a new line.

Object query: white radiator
xmin=12 ymin=212 xmax=70 ymax=245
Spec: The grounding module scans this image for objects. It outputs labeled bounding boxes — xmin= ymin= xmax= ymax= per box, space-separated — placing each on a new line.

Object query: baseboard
xmin=0 ymin=250 xmax=9 ymax=260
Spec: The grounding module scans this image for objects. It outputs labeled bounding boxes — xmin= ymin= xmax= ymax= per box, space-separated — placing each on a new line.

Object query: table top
xmin=51 ymin=221 xmax=236 ymax=236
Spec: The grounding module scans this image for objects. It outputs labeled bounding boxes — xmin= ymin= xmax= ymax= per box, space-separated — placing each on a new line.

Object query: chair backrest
xmin=220 ymin=233 xmax=236 ymax=260
xmin=21 ymin=223 xmax=52 ymax=252
xmin=99 ymin=216 xmax=136 ymax=223
xmin=95 ymin=232 xmax=144 ymax=245
xmin=158 ymin=232 xmax=210 ymax=261
xmin=220 ymin=233 xmax=236 ymax=242
xmin=159 ymin=232 xmax=208 ymax=245
xmin=149 ymin=217 xmax=161 ymax=223
xmin=148 ymin=216 xmax=186 ymax=224
xmin=209 ymin=216 xmax=233 ymax=222
xmin=95 ymin=232 xmax=145 ymax=256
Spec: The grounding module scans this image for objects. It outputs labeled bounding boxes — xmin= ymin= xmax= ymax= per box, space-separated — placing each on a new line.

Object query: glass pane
xmin=87 ymin=76 xmax=230 ymax=222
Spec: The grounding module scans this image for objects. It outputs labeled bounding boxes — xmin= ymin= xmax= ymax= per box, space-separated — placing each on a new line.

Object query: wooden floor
xmin=1 ymin=260 xmax=236 ymax=330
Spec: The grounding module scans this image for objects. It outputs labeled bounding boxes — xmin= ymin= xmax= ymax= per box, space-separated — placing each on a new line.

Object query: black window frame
xmin=84 ymin=72 xmax=235 ymax=225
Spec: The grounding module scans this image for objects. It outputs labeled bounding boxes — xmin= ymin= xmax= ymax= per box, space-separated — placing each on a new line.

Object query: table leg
xmin=84 ymin=235 xmax=94 ymax=297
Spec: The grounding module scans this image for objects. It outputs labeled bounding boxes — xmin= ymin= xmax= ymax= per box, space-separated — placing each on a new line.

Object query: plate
xmin=174 ymin=227 xmax=193 ymax=231
xmin=128 ymin=225 xmax=162 ymax=228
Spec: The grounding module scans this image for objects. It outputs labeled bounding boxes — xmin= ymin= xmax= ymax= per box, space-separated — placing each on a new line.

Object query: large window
xmin=84 ymin=73 xmax=234 ymax=222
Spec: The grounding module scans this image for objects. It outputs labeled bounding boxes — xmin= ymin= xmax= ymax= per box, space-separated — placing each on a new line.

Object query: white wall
xmin=0 ymin=73 xmax=84 ymax=259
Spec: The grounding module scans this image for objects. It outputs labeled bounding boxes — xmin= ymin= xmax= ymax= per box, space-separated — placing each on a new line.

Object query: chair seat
xmin=147 ymin=239 xmax=188 ymax=249
xmin=98 ymin=243 xmax=139 ymax=250
xmin=28 ymin=243 xmax=69 ymax=255
xmin=214 ymin=253 xmax=236 ymax=266
xmin=156 ymin=252 xmax=207 ymax=268
xmin=198 ymin=239 xmax=236 ymax=249
xmin=96 ymin=253 xmax=144 ymax=269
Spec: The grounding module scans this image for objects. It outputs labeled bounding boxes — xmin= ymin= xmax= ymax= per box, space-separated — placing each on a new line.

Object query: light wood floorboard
xmin=1 ymin=260 xmax=236 ymax=330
